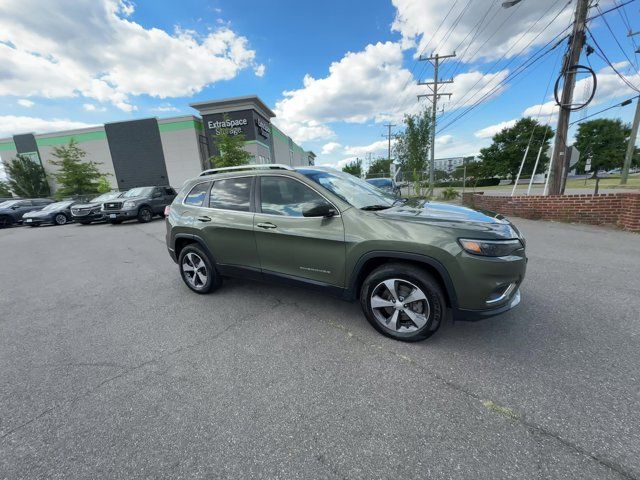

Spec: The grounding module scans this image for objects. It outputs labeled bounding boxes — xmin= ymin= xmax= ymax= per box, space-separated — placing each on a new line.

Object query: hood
xmin=23 ymin=209 xmax=51 ymax=218
xmin=73 ymin=202 xmax=101 ymax=209
xmin=376 ymin=199 xmax=521 ymax=239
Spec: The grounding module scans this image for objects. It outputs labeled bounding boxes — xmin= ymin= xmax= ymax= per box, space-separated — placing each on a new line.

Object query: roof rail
xmin=199 ymin=164 xmax=294 ymax=176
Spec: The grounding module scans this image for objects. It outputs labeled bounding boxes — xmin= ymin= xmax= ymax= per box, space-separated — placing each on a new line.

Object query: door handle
xmin=197 ymin=216 xmax=212 ymax=222
xmin=256 ymin=222 xmax=277 ymax=229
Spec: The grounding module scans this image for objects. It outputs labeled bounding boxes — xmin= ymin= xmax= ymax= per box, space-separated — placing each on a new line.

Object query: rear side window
xmin=209 ymin=177 xmax=251 ymax=212
xmin=184 ymin=182 xmax=210 ymax=207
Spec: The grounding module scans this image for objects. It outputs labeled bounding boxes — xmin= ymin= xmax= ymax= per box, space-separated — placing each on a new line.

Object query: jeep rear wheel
xmin=360 ymin=263 xmax=445 ymax=342
xmin=178 ymin=245 xmax=221 ymax=294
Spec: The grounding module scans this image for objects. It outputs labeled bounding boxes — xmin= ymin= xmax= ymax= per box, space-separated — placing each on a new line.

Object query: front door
xmin=253 ymin=175 xmax=346 ymax=287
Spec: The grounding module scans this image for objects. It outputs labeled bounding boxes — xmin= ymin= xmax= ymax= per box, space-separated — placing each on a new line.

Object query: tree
xmin=49 ymin=139 xmax=110 ymax=198
xmin=0 ymin=180 xmax=11 ymax=197
xmin=480 ymin=117 xmax=554 ymax=183
xmin=394 ymin=106 xmax=431 ymax=181
xmin=573 ymin=118 xmax=631 ymax=174
xmin=367 ymin=158 xmax=392 ymax=177
xmin=3 ymin=154 xmax=51 ymax=197
xmin=208 ymin=115 xmax=252 ymax=168
xmin=342 ymin=159 xmax=362 ymax=177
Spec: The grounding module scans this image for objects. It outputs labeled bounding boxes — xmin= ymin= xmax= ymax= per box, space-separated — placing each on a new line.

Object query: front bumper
xmin=102 ymin=209 xmax=137 ymax=221
xmin=453 ymin=288 xmax=521 ymax=321
xmin=71 ymin=211 xmax=104 ymax=222
xmin=22 ymin=217 xmax=49 ymax=225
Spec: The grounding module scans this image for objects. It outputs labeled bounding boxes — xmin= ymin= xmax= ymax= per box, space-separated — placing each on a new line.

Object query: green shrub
xmin=440 ymin=187 xmax=459 ymax=200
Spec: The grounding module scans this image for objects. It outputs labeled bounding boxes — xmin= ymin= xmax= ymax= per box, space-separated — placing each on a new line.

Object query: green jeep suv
xmin=165 ymin=165 xmax=526 ymax=342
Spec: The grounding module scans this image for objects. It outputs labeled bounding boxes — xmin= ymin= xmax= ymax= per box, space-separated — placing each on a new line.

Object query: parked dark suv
xmin=165 ymin=165 xmax=526 ymax=342
xmin=71 ymin=191 xmax=126 ymax=224
xmin=102 ymin=186 xmax=176 ymax=224
xmin=0 ymin=199 xmax=54 ymax=228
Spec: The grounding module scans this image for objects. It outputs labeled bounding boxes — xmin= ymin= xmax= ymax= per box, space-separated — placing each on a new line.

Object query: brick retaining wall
xmin=461 ymin=192 xmax=640 ymax=232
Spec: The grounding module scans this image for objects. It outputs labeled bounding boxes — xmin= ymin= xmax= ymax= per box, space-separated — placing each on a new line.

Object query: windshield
xmin=90 ymin=191 xmax=123 ymax=202
xmin=42 ymin=201 xmax=73 ymax=211
xmin=300 ymin=169 xmax=395 ymax=209
xmin=367 ymin=178 xmax=392 ymax=187
xmin=0 ymin=200 xmax=19 ymax=208
xmin=122 ymin=187 xmax=154 ymax=198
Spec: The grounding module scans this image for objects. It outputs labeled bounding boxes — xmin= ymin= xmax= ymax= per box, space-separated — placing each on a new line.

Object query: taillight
xmin=164 ymin=205 xmax=171 ymax=217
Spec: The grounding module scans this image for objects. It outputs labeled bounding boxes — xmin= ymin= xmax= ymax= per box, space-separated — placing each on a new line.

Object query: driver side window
xmin=259 ymin=176 xmax=327 ymax=217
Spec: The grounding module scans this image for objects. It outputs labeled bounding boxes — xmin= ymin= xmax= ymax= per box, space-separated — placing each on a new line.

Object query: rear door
xmin=253 ymin=175 xmax=346 ymax=287
xmin=163 ymin=187 xmax=177 ymax=207
xmin=150 ymin=187 xmax=165 ymax=214
xmin=198 ymin=176 xmax=260 ymax=270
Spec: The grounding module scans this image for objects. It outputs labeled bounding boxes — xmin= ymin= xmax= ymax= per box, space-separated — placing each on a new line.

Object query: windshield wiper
xmin=392 ymin=198 xmax=408 ymax=206
xmin=360 ymin=204 xmax=392 ymax=211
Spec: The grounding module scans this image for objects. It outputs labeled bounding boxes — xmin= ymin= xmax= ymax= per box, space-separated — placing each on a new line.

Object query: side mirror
xmin=302 ymin=202 xmax=337 ymax=218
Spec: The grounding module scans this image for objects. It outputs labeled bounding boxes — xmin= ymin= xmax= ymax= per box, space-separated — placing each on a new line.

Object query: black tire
xmin=137 ymin=207 xmax=152 ymax=223
xmin=360 ymin=263 xmax=445 ymax=342
xmin=0 ymin=216 xmax=13 ymax=228
xmin=178 ymin=244 xmax=221 ymax=294
xmin=54 ymin=213 xmax=68 ymax=225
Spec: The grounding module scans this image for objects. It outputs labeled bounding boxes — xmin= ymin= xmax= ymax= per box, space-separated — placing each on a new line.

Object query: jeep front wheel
xmin=360 ymin=263 xmax=445 ymax=342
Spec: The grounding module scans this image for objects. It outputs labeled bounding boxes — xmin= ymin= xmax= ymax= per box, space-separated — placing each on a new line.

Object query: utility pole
xmin=383 ymin=123 xmax=395 ymax=164
xmin=547 ymin=0 xmax=589 ymax=195
xmin=418 ymin=52 xmax=455 ymax=196
xmin=621 ymin=97 xmax=640 ymax=184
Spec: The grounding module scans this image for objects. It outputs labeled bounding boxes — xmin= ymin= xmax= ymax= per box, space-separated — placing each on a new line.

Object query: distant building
xmin=433 ymin=156 xmax=477 ymax=174
xmin=0 ymin=95 xmax=315 ymax=193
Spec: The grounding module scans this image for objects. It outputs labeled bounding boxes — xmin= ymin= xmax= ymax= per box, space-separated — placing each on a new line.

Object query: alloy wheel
xmin=182 ymin=252 xmax=208 ymax=289
xmin=141 ymin=209 xmax=152 ymax=222
xmin=370 ymin=278 xmax=430 ymax=333
xmin=55 ymin=214 xmax=67 ymax=225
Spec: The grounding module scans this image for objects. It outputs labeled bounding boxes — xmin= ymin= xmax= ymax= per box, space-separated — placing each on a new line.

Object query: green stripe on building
xmin=36 ymin=131 xmax=107 ymax=147
xmin=245 ymin=139 xmax=271 ymax=150
xmin=158 ymin=119 xmax=201 ymax=133
xmin=0 ymin=141 xmax=16 ymax=152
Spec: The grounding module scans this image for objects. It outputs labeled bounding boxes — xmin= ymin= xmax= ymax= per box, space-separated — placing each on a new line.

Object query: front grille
xmin=72 ymin=208 xmax=91 ymax=216
xmin=103 ymin=202 xmax=123 ymax=210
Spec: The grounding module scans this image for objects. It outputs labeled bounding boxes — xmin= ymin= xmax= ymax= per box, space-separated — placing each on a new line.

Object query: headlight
xmin=459 ymin=238 xmax=523 ymax=257
xmin=123 ymin=201 xmax=136 ymax=208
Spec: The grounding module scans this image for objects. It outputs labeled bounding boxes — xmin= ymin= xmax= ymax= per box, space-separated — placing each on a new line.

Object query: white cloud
xmin=150 ymin=103 xmax=179 ymax=113
xmin=344 ymin=139 xmax=394 ymax=157
xmin=391 ymin=0 xmax=573 ymax=63
xmin=474 ymin=119 xmax=517 ymax=139
xmin=321 ymin=142 xmax=342 ymax=155
xmin=273 ymin=41 xmax=421 ymax=143
xmin=436 ymin=134 xmax=453 ymax=145
xmin=17 ymin=99 xmax=34 ymax=108
xmin=0 ymin=115 xmax=95 ymax=138
xmin=83 ymin=103 xmax=107 ymax=112
xmin=254 ymin=64 xmax=266 ymax=77
xmin=0 ymin=0 xmax=262 ymax=111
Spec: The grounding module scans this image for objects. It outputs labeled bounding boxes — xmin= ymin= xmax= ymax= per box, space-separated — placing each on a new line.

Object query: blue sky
xmin=1 ymin=0 xmax=639 ymax=171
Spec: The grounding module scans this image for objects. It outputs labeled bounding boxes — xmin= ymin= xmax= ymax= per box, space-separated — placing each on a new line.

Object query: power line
xmin=568 ymin=95 xmax=639 ymax=125
xmin=437 ymin=29 xmax=569 ymax=134
xmin=596 ymin=3 xmax=639 ymax=73
xmin=441 ymin=0 xmax=499 ymax=79
xmin=587 ymin=26 xmax=640 ymax=92
xmin=438 ymin=0 xmax=572 ymax=125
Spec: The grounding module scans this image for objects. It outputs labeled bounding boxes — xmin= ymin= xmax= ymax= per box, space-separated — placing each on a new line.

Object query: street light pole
xmin=621 ymin=97 xmax=640 ymax=185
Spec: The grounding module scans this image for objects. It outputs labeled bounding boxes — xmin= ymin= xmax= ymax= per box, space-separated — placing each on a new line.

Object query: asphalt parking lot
xmin=1 ymin=217 xmax=639 ymax=479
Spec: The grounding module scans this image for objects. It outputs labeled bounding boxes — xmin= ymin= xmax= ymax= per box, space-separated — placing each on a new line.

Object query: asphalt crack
xmin=0 ymin=317 xmax=245 ymax=442
xmin=317 ymin=315 xmax=638 ymax=480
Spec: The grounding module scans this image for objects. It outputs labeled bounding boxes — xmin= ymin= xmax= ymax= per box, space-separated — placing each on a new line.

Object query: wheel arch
xmin=174 ymin=233 xmax=218 ymax=266
xmin=348 ymin=251 xmax=458 ymax=309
